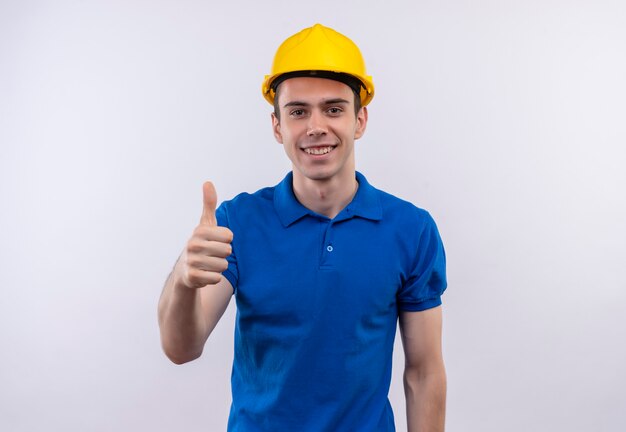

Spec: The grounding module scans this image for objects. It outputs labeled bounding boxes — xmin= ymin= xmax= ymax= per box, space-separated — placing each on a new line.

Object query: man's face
xmin=271 ymin=77 xmax=368 ymax=184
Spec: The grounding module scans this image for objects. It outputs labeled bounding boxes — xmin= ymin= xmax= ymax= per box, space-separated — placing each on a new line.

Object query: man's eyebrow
xmin=322 ymin=98 xmax=350 ymax=105
xmin=283 ymin=101 xmax=309 ymax=109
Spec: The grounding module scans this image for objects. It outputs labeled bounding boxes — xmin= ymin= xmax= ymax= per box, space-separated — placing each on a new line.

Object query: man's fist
xmin=178 ymin=181 xmax=233 ymax=289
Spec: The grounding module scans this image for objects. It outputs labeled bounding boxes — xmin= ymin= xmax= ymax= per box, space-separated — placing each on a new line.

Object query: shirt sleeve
xmin=397 ymin=212 xmax=447 ymax=312
xmin=216 ymin=202 xmax=238 ymax=293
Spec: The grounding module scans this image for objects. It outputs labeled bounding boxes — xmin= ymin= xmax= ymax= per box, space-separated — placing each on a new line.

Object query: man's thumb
xmin=201 ymin=181 xmax=218 ymax=226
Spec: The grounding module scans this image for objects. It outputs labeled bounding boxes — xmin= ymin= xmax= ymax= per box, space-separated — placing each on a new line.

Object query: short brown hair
xmin=272 ymin=74 xmax=363 ymax=121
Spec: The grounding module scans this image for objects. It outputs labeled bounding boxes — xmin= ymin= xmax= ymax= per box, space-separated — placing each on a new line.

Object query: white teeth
xmin=304 ymin=146 xmax=334 ymax=155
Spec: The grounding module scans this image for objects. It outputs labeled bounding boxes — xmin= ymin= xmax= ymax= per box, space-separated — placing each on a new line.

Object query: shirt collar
xmin=274 ymin=171 xmax=383 ymax=227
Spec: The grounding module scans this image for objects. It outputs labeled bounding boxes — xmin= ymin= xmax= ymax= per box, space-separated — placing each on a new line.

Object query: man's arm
xmin=158 ymin=266 xmax=232 ymax=364
xmin=399 ymin=305 xmax=447 ymax=432
xmin=158 ymin=181 xmax=234 ymax=364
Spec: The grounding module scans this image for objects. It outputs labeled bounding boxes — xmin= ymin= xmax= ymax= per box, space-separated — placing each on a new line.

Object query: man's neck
xmin=292 ymin=170 xmax=358 ymax=220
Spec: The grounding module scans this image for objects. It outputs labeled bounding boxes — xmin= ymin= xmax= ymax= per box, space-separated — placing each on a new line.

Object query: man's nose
xmin=307 ymin=110 xmax=327 ymax=136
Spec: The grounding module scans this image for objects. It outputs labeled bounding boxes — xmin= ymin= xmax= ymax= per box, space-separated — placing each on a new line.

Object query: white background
xmin=1 ymin=1 xmax=625 ymax=431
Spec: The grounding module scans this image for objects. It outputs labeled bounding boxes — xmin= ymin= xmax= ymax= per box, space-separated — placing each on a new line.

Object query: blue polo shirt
xmin=216 ymin=172 xmax=446 ymax=432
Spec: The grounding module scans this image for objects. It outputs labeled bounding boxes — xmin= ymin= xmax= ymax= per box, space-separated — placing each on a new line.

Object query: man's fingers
xmin=186 ymin=268 xmax=223 ymax=287
xmin=201 ymin=181 xmax=218 ymax=226
xmin=187 ymin=255 xmax=230 ymax=273
xmin=192 ymin=226 xmax=234 ymax=244
xmin=187 ymin=237 xmax=233 ymax=257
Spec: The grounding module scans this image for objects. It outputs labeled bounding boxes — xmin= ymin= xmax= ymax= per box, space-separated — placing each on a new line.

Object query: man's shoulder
xmin=220 ymin=184 xmax=276 ymax=212
xmin=229 ymin=184 xmax=275 ymax=203
xmin=371 ymin=184 xmax=433 ymax=223
xmin=216 ymin=184 xmax=278 ymax=231
xmin=358 ymin=171 xmax=428 ymax=216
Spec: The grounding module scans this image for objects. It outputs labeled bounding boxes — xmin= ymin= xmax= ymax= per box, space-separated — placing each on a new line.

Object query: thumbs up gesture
xmin=179 ymin=181 xmax=234 ymax=289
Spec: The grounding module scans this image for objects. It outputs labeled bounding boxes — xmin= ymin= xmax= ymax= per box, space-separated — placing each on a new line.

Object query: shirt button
xmin=326 ymin=245 xmax=334 ymax=252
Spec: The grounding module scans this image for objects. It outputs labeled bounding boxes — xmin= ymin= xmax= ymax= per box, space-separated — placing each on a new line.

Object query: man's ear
xmin=354 ymin=106 xmax=368 ymax=140
xmin=271 ymin=112 xmax=283 ymax=144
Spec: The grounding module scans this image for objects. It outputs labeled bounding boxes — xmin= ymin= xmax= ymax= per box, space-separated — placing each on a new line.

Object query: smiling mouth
xmin=303 ymin=146 xmax=336 ymax=155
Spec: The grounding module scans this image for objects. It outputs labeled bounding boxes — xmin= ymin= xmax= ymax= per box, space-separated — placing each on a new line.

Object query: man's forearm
xmin=158 ymin=263 xmax=208 ymax=364
xmin=404 ymin=368 xmax=447 ymax=432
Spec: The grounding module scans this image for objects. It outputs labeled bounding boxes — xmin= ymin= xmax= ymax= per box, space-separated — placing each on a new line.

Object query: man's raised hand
xmin=178 ymin=181 xmax=233 ymax=289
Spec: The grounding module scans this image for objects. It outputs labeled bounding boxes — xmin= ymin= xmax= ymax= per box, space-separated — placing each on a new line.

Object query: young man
xmin=158 ymin=24 xmax=447 ymax=431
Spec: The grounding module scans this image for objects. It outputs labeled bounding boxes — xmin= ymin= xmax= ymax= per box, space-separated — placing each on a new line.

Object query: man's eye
xmin=327 ymin=107 xmax=343 ymax=115
xmin=290 ymin=109 xmax=305 ymax=117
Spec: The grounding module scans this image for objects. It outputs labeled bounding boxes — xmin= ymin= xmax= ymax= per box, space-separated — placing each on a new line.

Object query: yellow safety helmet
xmin=262 ymin=24 xmax=375 ymax=106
